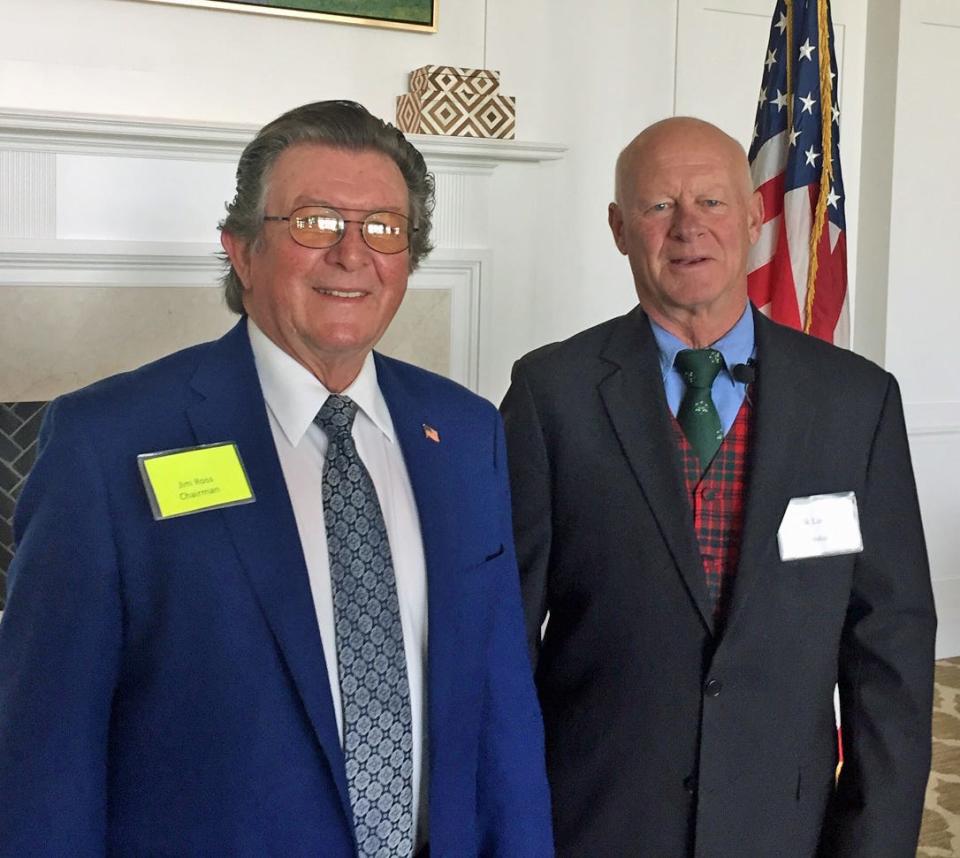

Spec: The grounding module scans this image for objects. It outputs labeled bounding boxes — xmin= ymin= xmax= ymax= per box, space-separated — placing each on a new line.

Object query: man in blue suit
xmin=0 ymin=100 xmax=552 ymax=857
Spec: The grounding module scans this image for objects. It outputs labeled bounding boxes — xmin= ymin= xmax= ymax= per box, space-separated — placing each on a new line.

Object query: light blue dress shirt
xmin=649 ymin=304 xmax=756 ymax=436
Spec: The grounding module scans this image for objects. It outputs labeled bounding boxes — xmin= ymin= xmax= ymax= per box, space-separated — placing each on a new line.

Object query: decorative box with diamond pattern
xmin=397 ymin=65 xmax=516 ymax=139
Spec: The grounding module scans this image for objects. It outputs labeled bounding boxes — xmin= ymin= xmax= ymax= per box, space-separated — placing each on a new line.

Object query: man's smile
xmin=313 ymin=287 xmax=367 ymax=298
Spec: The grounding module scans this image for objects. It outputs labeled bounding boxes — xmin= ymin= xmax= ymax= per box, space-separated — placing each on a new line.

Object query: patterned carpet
xmin=918 ymin=657 xmax=960 ymax=856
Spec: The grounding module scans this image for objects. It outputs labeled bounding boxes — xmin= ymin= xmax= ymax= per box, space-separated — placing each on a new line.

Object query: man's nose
xmin=669 ymin=205 xmax=706 ymax=240
xmin=325 ymin=221 xmax=372 ymax=269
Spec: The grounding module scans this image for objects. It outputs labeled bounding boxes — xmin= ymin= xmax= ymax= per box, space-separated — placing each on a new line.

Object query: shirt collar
xmin=649 ymin=303 xmax=755 ymax=384
xmin=247 ymin=318 xmax=396 ymax=447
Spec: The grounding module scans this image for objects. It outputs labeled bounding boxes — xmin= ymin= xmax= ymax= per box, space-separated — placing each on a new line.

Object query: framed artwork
xmin=136 ymin=0 xmax=438 ymax=32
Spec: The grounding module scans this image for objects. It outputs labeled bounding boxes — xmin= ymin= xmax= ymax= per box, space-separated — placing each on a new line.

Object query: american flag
xmin=747 ymin=0 xmax=848 ymax=345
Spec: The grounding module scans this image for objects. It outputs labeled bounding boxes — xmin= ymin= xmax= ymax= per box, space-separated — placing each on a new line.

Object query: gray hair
xmin=219 ymin=100 xmax=435 ymax=314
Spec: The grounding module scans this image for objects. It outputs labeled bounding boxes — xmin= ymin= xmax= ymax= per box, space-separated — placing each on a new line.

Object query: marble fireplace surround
xmin=0 ymin=107 xmax=566 ymax=400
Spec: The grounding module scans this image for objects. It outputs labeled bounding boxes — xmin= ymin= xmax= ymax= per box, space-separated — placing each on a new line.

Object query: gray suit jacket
xmin=501 ymin=305 xmax=935 ymax=858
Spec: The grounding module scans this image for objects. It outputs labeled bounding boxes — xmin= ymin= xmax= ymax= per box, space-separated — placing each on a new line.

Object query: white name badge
xmin=777 ymin=491 xmax=863 ymax=561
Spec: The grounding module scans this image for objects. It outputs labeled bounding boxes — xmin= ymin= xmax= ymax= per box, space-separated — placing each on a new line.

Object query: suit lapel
xmin=373 ymin=355 xmax=462 ymax=763
xmin=598 ymin=309 xmax=715 ymax=634
xmin=724 ymin=309 xmax=817 ymax=629
xmin=185 ymin=319 xmax=352 ymax=825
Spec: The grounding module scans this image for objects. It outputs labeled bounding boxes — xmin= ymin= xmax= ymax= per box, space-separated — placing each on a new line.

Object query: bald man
xmin=500 ymin=117 xmax=935 ymax=857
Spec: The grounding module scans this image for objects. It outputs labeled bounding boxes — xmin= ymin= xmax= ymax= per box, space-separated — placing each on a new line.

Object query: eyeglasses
xmin=263 ymin=205 xmax=415 ymax=254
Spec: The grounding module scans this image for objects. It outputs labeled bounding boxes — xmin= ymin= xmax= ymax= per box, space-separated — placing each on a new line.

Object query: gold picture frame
xmin=135 ymin=0 xmax=438 ymax=32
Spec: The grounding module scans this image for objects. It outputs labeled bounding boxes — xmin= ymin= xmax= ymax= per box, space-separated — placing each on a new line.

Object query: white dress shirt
xmin=247 ymin=320 xmax=429 ymax=842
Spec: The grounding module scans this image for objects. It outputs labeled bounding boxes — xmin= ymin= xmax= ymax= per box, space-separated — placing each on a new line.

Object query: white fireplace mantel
xmin=0 ymin=106 xmax=566 ymax=264
xmin=0 ymin=107 xmax=567 ymax=167
xmin=0 ymin=108 xmax=566 ymax=397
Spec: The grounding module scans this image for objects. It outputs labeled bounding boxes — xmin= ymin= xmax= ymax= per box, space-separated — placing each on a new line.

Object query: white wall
xmin=885 ymin=1 xmax=960 ymax=657
xmin=482 ymin=0 xmax=678 ymax=392
xmin=0 ymin=0 xmax=485 ymax=125
xmin=2 ymin=0 xmax=958 ymax=654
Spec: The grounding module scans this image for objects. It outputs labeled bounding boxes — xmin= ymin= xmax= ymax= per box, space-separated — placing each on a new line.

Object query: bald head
xmin=614 ymin=117 xmax=753 ymax=208
xmin=607 ymin=115 xmax=763 ymax=347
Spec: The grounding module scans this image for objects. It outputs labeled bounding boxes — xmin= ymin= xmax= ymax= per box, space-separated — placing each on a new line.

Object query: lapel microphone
xmin=731 ymin=360 xmax=757 ymax=385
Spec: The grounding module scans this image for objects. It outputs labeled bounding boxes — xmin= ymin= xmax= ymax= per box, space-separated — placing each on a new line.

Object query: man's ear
xmin=746 ymin=189 xmax=764 ymax=246
xmin=221 ymin=230 xmax=252 ymax=289
xmin=608 ymin=203 xmax=628 ymax=255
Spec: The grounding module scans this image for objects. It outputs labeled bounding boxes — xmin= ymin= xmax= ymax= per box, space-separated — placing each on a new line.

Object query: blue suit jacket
xmin=0 ymin=319 xmax=552 ymax=857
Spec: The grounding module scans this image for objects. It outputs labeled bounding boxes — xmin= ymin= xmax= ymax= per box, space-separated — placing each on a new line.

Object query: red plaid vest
xmin=671 ymin=396 xmax=753 ymax=624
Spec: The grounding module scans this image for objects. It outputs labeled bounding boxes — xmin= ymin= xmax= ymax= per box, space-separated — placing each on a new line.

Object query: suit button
xmin=704 ymin=678 xmax=723 ymax=697
xmin=683 ymin=775 xmax=697 ymax=795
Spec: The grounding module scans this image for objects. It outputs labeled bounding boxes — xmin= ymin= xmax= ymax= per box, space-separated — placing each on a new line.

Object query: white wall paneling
xmin=0 ymin=150 xmax=56 ymax=239
xmin=885 ymin=2 xmax=960 ymax=656
xmin=907 ymin=404 xmax=960 ymax=659
xmin=482 ymin=0 xmax=679 ymax=390
xmin=932 ymin=579 xmax=960 ymax=662
xmin=406 ymin=252 xmax=486 ymax=391
xmin=675 ymin=0 xmax=779 ymax=137
xmin=885 ymin=1 xmax=960 ymax=401
xmin=851 ymin=0 xmax=900 ymax=367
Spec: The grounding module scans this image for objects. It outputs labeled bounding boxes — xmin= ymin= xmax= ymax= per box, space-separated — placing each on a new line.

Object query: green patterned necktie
xmin=675 ymin=348 xmax=724 ymax=470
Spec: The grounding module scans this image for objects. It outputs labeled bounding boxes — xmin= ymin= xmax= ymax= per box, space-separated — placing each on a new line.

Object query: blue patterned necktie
xmin=675 ymin=348 xmax=725 ymax=471
xmin=315 ymin=395 xmax=414 ymax=858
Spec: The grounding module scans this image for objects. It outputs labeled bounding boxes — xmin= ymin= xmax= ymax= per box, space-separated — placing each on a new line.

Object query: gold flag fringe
xmin=803 ymin=0 xmax=835 ymax=334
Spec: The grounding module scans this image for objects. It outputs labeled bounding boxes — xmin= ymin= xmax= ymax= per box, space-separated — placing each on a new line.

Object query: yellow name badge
xmin=137 ymin=442 xmax=255 ymax=521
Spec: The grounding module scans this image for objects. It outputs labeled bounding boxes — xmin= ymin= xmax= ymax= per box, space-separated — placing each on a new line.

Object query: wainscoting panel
xmin=907 ymin=401 xmax=960 ymax=659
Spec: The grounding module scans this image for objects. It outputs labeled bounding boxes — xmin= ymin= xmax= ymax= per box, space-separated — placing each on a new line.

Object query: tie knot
xmin=675 ymin=348 xmax=723 ymax=389
xmin=315 ymin=394 xmax=359 ymax=439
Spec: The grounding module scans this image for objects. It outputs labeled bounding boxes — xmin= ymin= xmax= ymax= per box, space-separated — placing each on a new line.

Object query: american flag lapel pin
xmin=422 ymin=423 xmax=440 ymax=444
